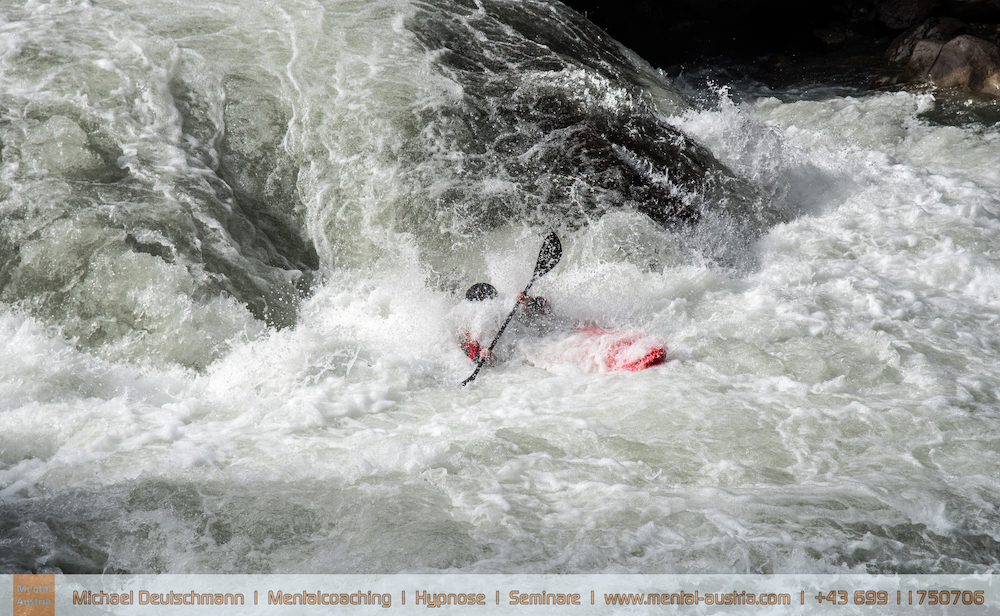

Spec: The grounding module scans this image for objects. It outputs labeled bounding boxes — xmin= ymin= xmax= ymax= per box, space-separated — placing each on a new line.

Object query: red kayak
xmin=574 ymin=326 xmax=666 ymax=372
xmin=524 ymin=325 xmax=667 ymax=373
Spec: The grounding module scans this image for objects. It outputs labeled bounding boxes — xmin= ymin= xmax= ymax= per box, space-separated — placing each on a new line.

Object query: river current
xmin=1 ymin=0 xmax=999 ymax=575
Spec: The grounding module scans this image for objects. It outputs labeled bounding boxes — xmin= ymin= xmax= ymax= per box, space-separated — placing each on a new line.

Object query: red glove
xmin=461 ymin=339 xmax=482 ymax=361
xmin=461 ymin=339 xmax=494 ymax=362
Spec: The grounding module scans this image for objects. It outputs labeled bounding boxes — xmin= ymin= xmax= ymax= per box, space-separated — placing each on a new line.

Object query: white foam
xmin=2 ymin=0 xmax=1000 ymax=576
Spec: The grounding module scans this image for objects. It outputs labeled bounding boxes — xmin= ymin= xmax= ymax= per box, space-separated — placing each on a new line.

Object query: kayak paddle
xmin=461 ymin=231 xmax=562 ymax=386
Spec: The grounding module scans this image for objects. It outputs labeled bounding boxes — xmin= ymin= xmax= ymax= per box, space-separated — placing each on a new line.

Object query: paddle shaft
xmin=460 ymin=279 xmax=538 ymax=386
xmin=460 ymin=232 xmax=560 ymax=387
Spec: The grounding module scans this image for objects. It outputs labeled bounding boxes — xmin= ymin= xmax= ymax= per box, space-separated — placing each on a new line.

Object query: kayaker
xmin=459 ymin=282 xmax=550 ymax=363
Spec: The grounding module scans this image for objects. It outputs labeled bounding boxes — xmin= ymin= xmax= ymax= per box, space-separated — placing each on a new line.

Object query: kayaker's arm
xmin=517 ymin=291 xmax=550 ymax=317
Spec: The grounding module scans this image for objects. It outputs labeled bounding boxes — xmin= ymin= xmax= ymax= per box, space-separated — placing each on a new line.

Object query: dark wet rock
xmin=882 ymin=17 xmax=968 ymax=65
xmin=875 ymin=33 xmax=1000 ymax=97
xmin=403 ymin=0 xmax=766 ymax=238
xmin=928 ymin=34 xmax=1000 ymax=93
xmin=905 ymin=38 xmax=949 ymax=79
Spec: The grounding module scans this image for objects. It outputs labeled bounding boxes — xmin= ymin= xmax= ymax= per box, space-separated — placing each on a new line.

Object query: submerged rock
xmin=20 ymin=115 xmax=128 ymax=184
xmin=0 ymin=60 xmax=317 ymax=368
xmin=218 ymin=74 xmax=319 ymax=279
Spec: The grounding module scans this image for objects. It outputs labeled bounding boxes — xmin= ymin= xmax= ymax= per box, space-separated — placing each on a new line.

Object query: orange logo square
xmin=13 ymin=575 xmax=55 ymax=616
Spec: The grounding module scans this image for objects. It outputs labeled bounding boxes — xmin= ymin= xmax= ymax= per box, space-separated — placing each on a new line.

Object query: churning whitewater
xmin=2 ymin=0 xmax=1000 ymax=575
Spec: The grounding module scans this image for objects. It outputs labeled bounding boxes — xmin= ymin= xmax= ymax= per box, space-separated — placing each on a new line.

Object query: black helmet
xmin=465 ymin=282 xmax=498 ymax=301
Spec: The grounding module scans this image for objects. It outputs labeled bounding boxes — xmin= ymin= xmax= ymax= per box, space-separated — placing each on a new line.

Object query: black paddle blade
xmin=533 ymin=231 xmax=562 ymax=279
